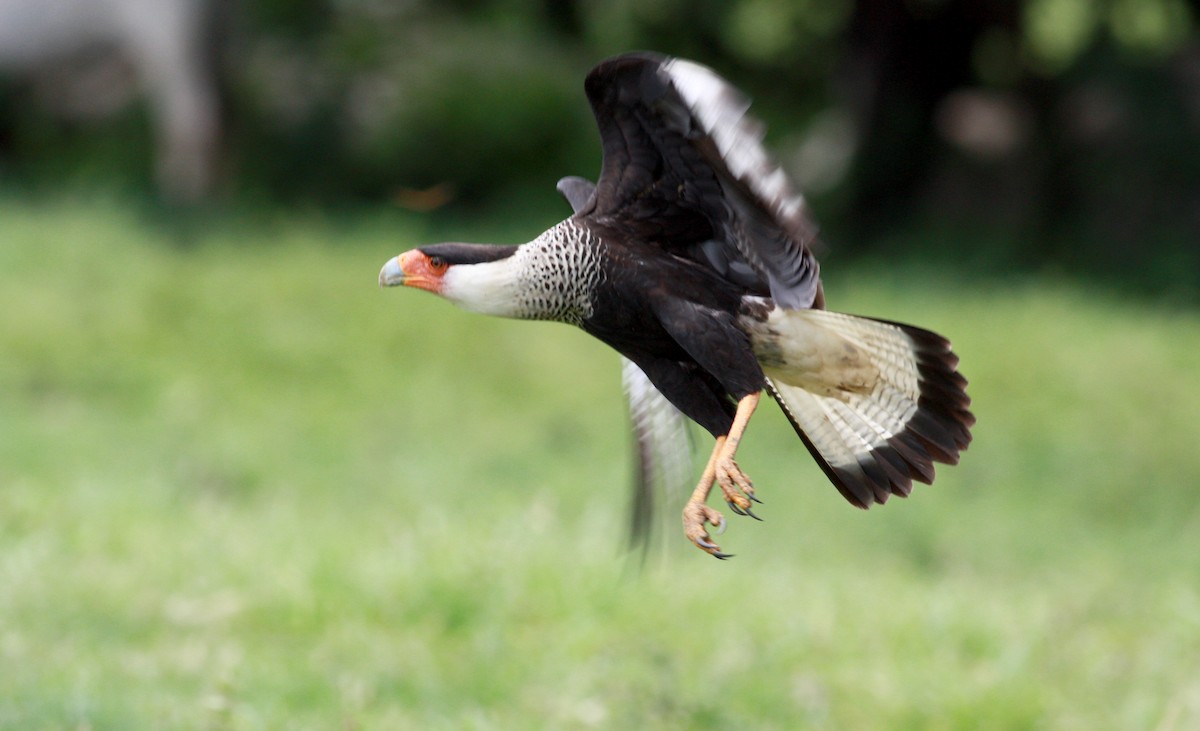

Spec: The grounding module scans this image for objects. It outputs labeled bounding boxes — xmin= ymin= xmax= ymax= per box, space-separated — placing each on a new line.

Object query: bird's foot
xmin=682 ymin=500 xmax=731 ymax=559
xmin=715 ymin=456 xmax=762 ymax=521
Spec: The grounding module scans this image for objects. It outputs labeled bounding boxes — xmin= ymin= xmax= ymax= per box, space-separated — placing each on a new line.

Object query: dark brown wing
xmin=581 ymin=52 xmax=822 ymax=310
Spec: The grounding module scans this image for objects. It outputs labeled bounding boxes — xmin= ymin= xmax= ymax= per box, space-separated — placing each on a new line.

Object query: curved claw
xmin=695 ymin=534 xmax=733 ymax=559
xmin=727 ymin=497 xmax=764 ymax=520
xmin=685 ymin=501 xmax=731 ymax=558
xmin=715 ymin=458 xmax=763 ymax=519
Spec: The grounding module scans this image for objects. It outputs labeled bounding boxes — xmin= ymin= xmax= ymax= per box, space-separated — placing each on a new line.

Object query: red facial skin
xmin=394 ymin=250 xmax=449 ymax=294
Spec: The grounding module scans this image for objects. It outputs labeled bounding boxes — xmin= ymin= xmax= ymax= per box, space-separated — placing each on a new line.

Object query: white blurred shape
xmin=0 ymin=0 xmax=220 ymax=202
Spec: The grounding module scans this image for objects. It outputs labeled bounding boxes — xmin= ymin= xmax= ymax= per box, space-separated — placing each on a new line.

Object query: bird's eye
xmin=428 ymin=255 xmax=447 ymax=271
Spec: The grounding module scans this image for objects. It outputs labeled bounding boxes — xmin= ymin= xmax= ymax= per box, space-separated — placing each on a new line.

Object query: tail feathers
xmin=759 ymin=309 xmax=973 ymax=508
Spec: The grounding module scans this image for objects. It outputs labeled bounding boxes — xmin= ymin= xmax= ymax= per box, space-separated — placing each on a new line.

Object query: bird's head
xmin=378 ymin=248 xmax=449 ymax=294
xmin=379 ymin=243 xmax=523 ymax=314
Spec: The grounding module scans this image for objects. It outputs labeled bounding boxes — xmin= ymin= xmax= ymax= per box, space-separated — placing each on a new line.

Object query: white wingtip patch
xmin=660 ymin=57 xmax=806 ymax=228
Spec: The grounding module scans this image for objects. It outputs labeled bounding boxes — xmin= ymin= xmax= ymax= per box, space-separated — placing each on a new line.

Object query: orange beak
xmin=379 ymin=250 xmax=446 ymax=294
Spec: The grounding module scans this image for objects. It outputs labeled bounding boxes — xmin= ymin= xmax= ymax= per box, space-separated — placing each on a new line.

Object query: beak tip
xmin=379 ymin=257 xmax=405 ymax=288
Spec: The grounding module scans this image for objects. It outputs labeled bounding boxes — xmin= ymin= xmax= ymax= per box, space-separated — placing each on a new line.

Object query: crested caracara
xmin=380 ymin=52 xmax=974 ymax=558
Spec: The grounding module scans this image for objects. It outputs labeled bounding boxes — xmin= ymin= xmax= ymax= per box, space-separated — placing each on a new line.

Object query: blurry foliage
xmin=0 ymin=0 xmax=1197 ymax=293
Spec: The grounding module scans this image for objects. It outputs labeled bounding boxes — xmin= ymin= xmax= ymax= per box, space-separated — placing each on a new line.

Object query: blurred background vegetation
xmin=1 ymin=0 xmax=1198 ymax=296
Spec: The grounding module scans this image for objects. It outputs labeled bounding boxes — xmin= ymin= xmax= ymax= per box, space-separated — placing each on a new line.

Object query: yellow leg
xmin=682 ymin=393 xmax=763 ymax=559
xmin=714 ymin=392 xmax=760 ymax=511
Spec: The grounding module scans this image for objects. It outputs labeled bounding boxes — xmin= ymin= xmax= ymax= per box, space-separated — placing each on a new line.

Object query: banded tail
xmin=750 ymin=308 xmax=974 ymax=507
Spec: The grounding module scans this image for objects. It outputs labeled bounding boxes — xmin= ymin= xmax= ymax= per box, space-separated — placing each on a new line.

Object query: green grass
xmin=2 ymin=196 xmax=1200 ymax=730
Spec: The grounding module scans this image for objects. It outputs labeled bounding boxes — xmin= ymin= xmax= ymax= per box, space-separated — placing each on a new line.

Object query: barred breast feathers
xmin=513 ymin=220 xmax=607 ymax=325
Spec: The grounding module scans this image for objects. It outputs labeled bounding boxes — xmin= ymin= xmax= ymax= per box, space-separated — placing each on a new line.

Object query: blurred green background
xmin=3 ymin=1 xmax=1200 ymax=729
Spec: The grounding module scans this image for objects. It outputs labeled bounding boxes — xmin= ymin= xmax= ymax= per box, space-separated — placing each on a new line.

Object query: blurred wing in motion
xmin=622 ymin=357 xmax=694 ymax=554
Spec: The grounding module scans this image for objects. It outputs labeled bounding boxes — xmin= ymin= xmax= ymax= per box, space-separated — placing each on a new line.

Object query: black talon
xmin=728 ymin=502 xmax=746 ymax=517
xmin=749 ymin=494 xmax=763 ymax=504
xmin=712 ymin=551 xmax=733 ymax=560
xmin=744 ymin=506 xmax=763 ymax=521
xmin=696 ymin=536 xmax=719 ymax=550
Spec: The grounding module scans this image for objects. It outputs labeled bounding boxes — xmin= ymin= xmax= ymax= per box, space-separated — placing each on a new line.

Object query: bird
xmin=379 ymin=52 xmax=974 ymax=559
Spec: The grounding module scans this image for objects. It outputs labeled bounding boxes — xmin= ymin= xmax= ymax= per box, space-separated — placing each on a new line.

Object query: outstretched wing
xmin=557 ymin=175 xmax=693 ymax=552
xmin=581 ymin=52 xmax=823 ymax=310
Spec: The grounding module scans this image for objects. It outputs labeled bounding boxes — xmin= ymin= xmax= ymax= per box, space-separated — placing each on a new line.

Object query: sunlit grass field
xmin=2 ymin=197 xmax=1199 ymax=730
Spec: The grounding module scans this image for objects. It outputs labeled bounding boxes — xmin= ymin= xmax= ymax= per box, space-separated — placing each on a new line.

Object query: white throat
xmin=441 ymin=254 xmax=528 ymax=318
